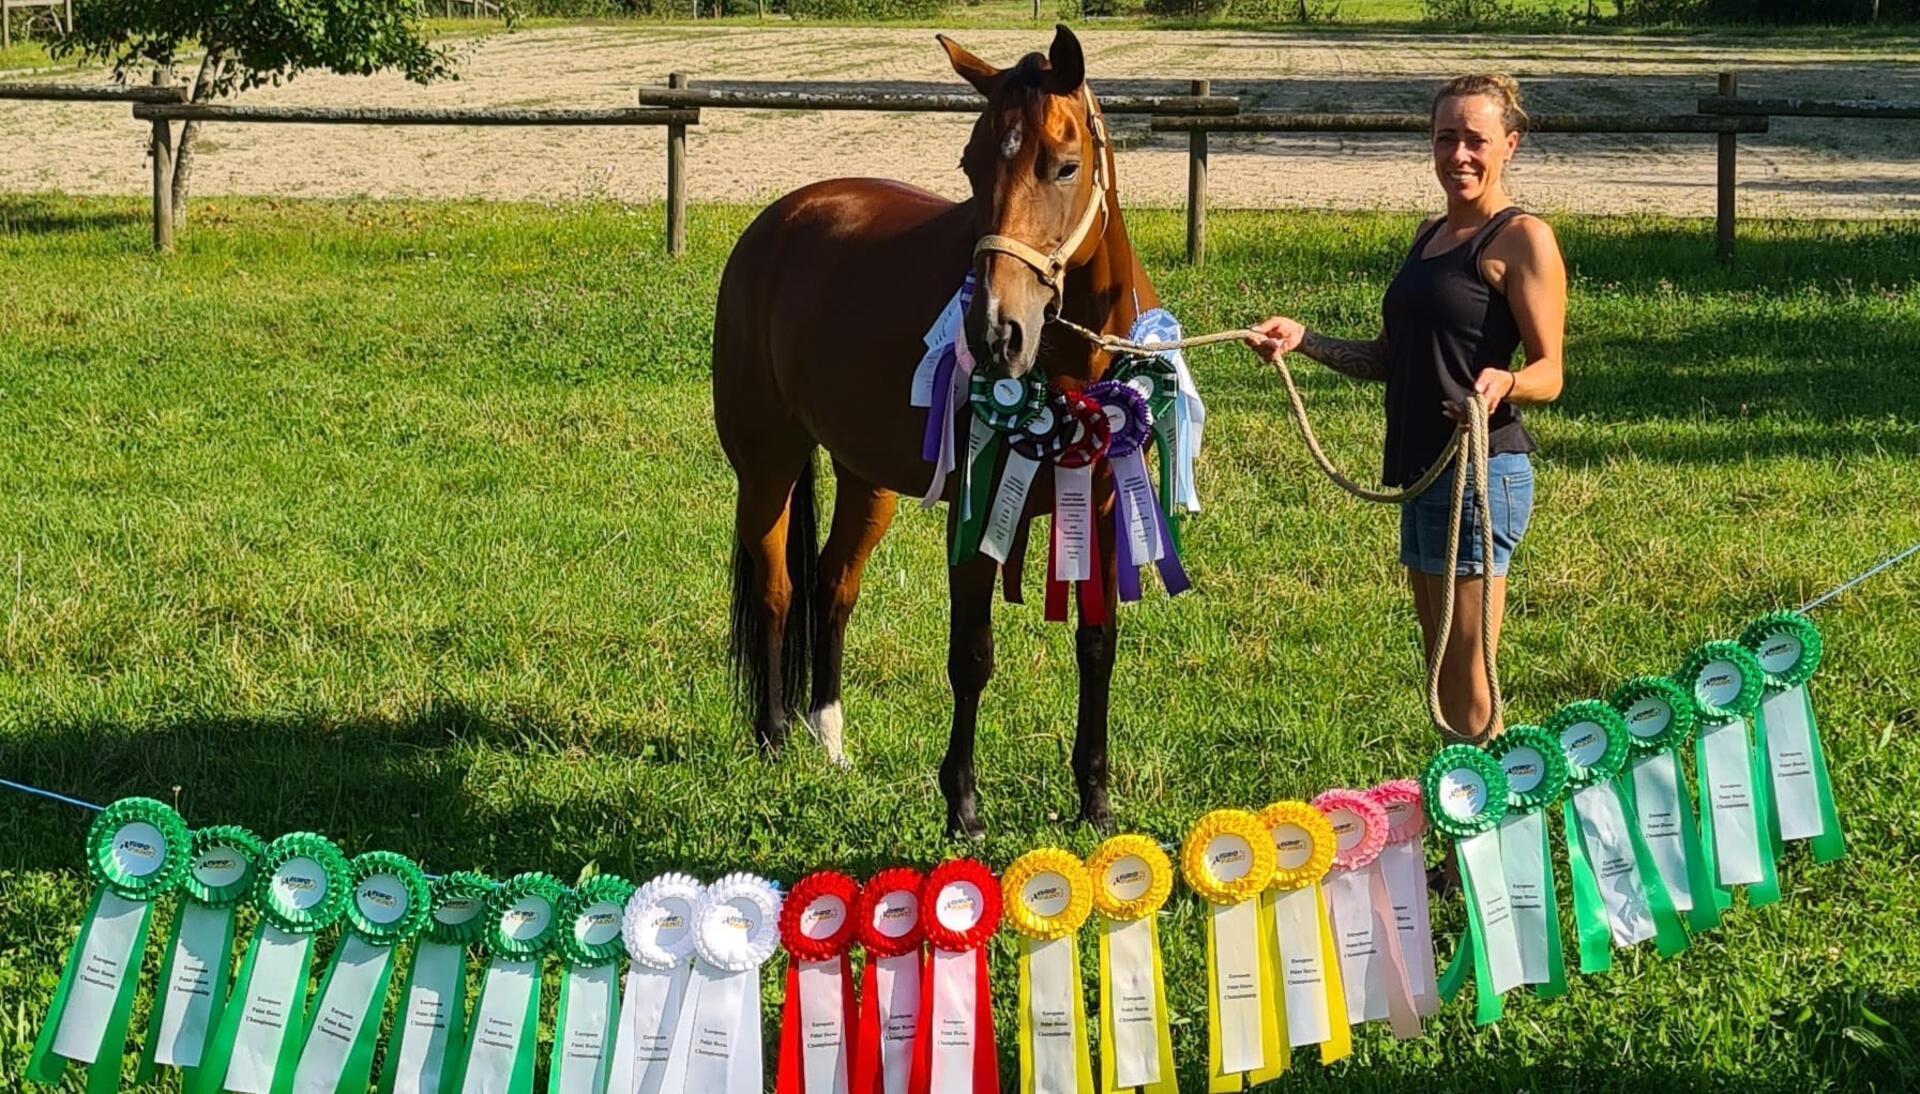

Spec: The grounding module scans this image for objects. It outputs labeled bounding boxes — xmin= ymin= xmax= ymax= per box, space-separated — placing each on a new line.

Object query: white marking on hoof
xmin=805 ymin=702 xmax=850 ymax=769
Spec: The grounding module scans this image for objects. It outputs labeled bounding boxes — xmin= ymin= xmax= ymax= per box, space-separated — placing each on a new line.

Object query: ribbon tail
xmin=1153 ymin=425 xmax=1182 ymax=556
xmin=28 ymin=889 xmax=153 ymax=1091
xmin=1745 ymin=716 xmax=1784 ymax=908
xmin=1537 ymin=816 xmax=1570 ymax=999
xmin=776 ymin=963 xmax=803 ymax=1094
xmin=1614 ymin=779 xmax=1690 ymax=958
xmin=1078 ymin=514 xmax=1109 ymax=628
xmin=972 ymin=947 xmax=998 ymax=1094
xmin=1674 ymin=744 xmax=1724 ymax=933
xmin=1146 ymin=481 xmax=1190 ymax=598
xmin=1313 ymin=882 xmax=1353 ymax=1065
xmin=1112 ymin=480 xmax=1142 ymax=604
xmin=909 ymin=950 xmax=933 ymax=1094
xmin=1453 ymin=846 xmax=1504 ymax=1028
xmin=1563 ymin=798 xmax=1613 ymax=975
xmin=1804 ymin=688 xmax=1847 ymax=863
xmin=137 ymin=901 xmax=204 ymax=1084
xmin=1368 ymin=866 xmax=1423 ymax=1040
xmin=1692 ymin=730 xmax=1737 ymax=914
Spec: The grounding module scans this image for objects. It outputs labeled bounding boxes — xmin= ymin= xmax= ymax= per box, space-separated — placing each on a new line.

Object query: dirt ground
xmin=3 ymin=26 xmax=1918 ymax=216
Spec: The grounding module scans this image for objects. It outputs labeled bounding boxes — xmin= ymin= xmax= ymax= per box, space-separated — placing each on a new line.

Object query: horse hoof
xmin=804 ymin=702 xmax=851 ymax=771
xmin=1081 ymin=808 xmax=1117 ymax=837
xmin=947 ymin=811 xmax=988 ymax=842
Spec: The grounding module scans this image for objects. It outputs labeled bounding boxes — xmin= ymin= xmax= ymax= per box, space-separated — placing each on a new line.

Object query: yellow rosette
xmin=1086 ymin=836 xmax=1177 ymax=1094
xmin=1179 ymin=810 xmax=1282 ymax=1092
xmin=1257 ymin=801 xmax=1352 ymax=1070
xmin=1002 ymin=849 xmax=1096 ymax=1094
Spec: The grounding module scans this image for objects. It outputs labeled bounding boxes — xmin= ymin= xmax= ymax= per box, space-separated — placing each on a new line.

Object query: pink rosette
xmin=1367 ymin=780 xmax=1428 ymax=846
xmin=1312 ymin=788 xmax=1390 ymax=871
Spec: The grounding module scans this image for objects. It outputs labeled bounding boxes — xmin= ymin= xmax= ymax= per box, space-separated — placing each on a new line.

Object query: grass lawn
xmin=0 ymin=194 xmax=1916 ymax=1089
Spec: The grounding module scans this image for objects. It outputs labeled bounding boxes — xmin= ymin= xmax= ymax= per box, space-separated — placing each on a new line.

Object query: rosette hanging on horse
xmin=1311 ymin=790 xmax=1421 ymax=1040
xmin=1364 ymin=781 xmax=1441 ymax=1016
xmin=289 ymin=851 xmax=432 ymax=1093
xmin=1085 ymin=836 xmax=1176 ymax=1094
xmin=1678 ymin=641 xmax=1780 ymax=909
xmin=1001 ymin=850 xmax=1095 ymax=1094
xmin=1741 ymin=612 xmax=1845 ymax=864
xmin=1106 ymin=310 xmax=1206 ymax=551
xmin=608 ymin=873 xmax=704 ymax=1094
xmin=951 ymin=371 xmax=1051 ymax=566
xmin=1550 ymin=700 xmax=1687 ymax=973
xmin=912 ymin=859 xmax=1001 ymax=1094
xmin=663 ymin=873 xmax=782 ymax=1094
xmin=1179 ymin=810 xmax=1281 ymax=1090
xmin=1610 ymin=677 xmax=1720 ymax=934
xmin=550 ymin=875 xmax=638 ymax=1094
xmin=778 ymin=871 xmax=862 ymax=1094
xmin=1087 ymin=380 xmax=1189 ymax=604
xmin=448 ymin=872 xmax=569 ymax=1094
xmin=914 ymin=274 xmax=977 ymax=511
xmin=193 ymin=831 xmax=352 ymax=1094
xmin=137 ymin=825 xmax=263 ymax=1087
xmin=380 ymin=871 xmax=493 ymax=1094
xmin=1423 ymin=747 xmax=1522 ymax=1027
xmin=1486 ymin=728 xmax=1571 ymax=996
xmin=1254 ymin=801 xmax=1349 ymax=1068
xmin=28 ymin=797 xmax=189 ymax=1094
xmin=852 ymin=868 xmax=925 ymax=1094
xmin=1043 ymin=390 xmax=1114 ymax=626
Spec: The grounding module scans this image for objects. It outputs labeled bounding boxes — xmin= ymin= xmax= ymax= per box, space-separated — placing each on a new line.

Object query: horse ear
xmin=1045 ymin=24 xmax=1085 ymax=94
xmin=937 ymin=34 xmax=1000 ymax=98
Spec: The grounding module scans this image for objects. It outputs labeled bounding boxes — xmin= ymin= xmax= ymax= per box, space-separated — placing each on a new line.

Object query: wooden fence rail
xmin=131 ymin=103 xmax=698 ymax=126
xmin=1698 ymin=95 xmax=1920 ymax=119
xmin=0 ymin=81 xmax=186 ymax=103
xmin=636 ymin=84 xmax=1239 ymax=115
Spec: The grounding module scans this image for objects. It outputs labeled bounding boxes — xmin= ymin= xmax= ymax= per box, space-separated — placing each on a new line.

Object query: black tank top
xmin=1380 ymin=207 xmax=1537 ymax=488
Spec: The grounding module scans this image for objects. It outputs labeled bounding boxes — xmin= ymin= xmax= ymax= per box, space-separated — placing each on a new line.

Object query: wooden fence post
xmin=1716 ymin=70 xmax=1737 ymax=263
xmin=150 ymin=67 xmax=174 ymax=253
xmin=667 ymin=72 xmax=688 ymax=257
xmin=1187 ymin=78 xmax=1209 ymax=266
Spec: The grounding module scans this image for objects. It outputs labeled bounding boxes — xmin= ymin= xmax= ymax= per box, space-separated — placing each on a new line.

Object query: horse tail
xmin=728 ymin=450 xmax=820 ymax=719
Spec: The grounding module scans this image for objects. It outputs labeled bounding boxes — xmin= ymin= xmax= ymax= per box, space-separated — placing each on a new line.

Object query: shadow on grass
xmin=0 ymin=194 xmax=146 ymax=238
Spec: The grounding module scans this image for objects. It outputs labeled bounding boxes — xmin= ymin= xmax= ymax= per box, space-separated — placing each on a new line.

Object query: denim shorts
xmin=1399 ymin=452 xmax=1535 ymax=577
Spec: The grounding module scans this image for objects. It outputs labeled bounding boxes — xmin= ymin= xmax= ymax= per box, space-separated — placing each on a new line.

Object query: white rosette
xmin=660 ymin=874 xmax=782 ymax=1094
xmin=609 ymin=874 xmax=703 ymax=1094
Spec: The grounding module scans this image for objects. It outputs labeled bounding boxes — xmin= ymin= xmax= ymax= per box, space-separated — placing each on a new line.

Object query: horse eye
xmin=1058 ymin=162 xmax=1080 ymax=182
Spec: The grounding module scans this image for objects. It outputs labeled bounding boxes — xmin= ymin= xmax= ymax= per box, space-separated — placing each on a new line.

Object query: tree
xmin=53 ymin=0 xmax=456 ymax=225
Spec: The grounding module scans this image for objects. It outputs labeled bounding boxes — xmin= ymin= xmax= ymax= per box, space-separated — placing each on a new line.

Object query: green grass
xmin=0 ymin=194 xmax=1917 ymax=1089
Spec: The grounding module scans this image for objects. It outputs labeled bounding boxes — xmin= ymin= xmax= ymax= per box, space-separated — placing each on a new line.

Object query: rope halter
xmin=971 ymin=85 xmax=1114 ymax=322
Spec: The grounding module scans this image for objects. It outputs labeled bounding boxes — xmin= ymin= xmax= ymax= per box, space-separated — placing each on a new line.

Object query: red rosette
xmin=779 ymin=870 xmax=861 ymax=962
xmin=1051 ymin=389 xmax=1112 ymax=470
xmin=920 ymin=859 xmax=1001 ymax=952
xmin=856 ymin=866 xmax=926 ymax=957
xmin=777 ymin=870 xmax=862 ymax=1094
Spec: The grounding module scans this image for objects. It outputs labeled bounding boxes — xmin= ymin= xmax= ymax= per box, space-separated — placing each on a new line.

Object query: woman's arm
xmin=1461 ymin=215 xmax=1567 ymax=416
xmin=1246 ymin=317 xmax=1390 ymax=383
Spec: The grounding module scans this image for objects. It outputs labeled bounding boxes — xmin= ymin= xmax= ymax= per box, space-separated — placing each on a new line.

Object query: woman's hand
xmin=1244 ymin=315 xmax=1306 ymax=363
xmin=1445 ymin=368 xmax=1517 ymax=421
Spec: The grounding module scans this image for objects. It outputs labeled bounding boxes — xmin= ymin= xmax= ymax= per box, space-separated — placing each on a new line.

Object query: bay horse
xmin=713 ymin=25 xmax=1162 ymax=837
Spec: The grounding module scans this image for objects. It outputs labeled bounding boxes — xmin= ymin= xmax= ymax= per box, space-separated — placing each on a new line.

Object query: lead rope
xmin=1053 ymin=315 xmax=1501 ymax=740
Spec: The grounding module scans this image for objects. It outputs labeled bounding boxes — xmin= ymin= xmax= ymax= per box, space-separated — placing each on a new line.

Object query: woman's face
xmin=1431 ymin=93 xmax=1518 ymax=203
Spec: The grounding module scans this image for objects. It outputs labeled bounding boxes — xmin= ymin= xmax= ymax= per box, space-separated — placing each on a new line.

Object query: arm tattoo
xmin=1299 ymin=330 xmax=1389 ymax=382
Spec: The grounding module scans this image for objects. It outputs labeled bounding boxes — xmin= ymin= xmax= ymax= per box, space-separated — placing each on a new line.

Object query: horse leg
xmin=808 ymin=464 xmax=898 ymax=768
xmin=727 ymin=446 xmax=818 ymax=754
xmin=942 ymin=554 xmax=998 ymax=840
xmin=1073 ymin=497 xmax=1121 ymax=835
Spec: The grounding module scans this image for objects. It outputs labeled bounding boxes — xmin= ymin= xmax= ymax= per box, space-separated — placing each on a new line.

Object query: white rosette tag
xmin=660 ymin=874 xmax=782 ymax=1094
xmin=609 ymin=873 xmax=703 ymax=1094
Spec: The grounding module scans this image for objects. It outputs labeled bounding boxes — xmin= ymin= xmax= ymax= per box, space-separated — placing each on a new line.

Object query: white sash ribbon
xmin=1103 ymin=918 xmax=1161 ymax=1087
xmin=1111 ymin=449 xmax=1162 ymax=565
xmin=553 ymin=964 xmax=618 ymax=1094
xmin=1571 ymin=784 xmax=1658 ymax=946
xmin=1496 ymin=811 xmax=1555 ymax=984
xmin=872 ymin=953 xmax=919 ymax=1094
xmin=50 ymin=891 xmax=148 ymax=1064
xmin=911 ymin=284 xmax=967 ymax=408
xmin=1025 ymin=937 xmax=1080 ymax=1094
xmin=673 ymin=964 xmax=761 ymax=1094
xmin=290 ymin=935 xmax=391 ymax=1093
xmin=1269 ymin=887 xmax=1334 ymax=1048
xmin=222 ymin=926 xmax=314 ymax=1094
xmin=609 ymin=963 xmax=691 ymax=1094
xmin=1701 ymin=718 xmax=1764 ymax=885
xmin=798 ymin=959 xmax=850 ymax=1094
xmin=151 ymin=902 xmax=230 ymax=1067
xmin=1761 ymin=686 xmax=1825 ymax=840
xmin=928 ymin=948 xmax=978 ymax=1093
xmin=1210 ymin=899 xmax=1264 ymax=1073
xmin=1053 ymin=465 xmax=1094 ymax=582
xmin=1457 ymin=830 xmax=1524 ymax=995
xmin=980 ymin=451 xmax=1040 ymax=565
xmin=387 ymin=940 xmax=466 ymax=1094
xmin=460 ymin=959 xmax=539 ymax=1094
xmin=1374 ymin=839 xmax=1439 ymax=1016
xmin=1628 ymin=752 xmax=1695 ymax=912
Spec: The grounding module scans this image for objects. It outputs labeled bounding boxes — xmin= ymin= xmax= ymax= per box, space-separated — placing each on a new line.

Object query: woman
xmin=1246 ymin=73 xmax=1567 ymax=745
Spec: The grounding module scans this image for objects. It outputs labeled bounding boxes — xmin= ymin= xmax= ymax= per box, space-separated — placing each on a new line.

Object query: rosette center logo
xmin=1102 ymin=856 xmax=1152 ymax=901
xmin=436 ymin=895 xmax=485 ymax=927
xmin=1440 ymin=769 xmax=1488 ymax=820
xmin=1501 ymin=747 xmax=1546 ymax=794
xmin=1697 ymin=661 xmax=1744 ymax=707
xmin=356 ymin=875 xmax=411 ymax=925
xmin=1758 ymin=637 xmax=1801 ymax=674
xmin=1328 ymin=810 xmax=1365 ymax=852
xmin=992 ymin=378 xmax=1023 ymax=406
xmin=1204 ymin=835 xmax=1253 ymax=882
xmin=1270 ymin=824 xmax=1314 ymax=870
xmin=1560 ymin=723 xmax=1608 ymax=767
xmin=935 ymin=881 xmax=984 ymax=931
xmin=1627 ymin=698 xmax=1672 ymax=738
xmin=800 ymin=895 xmax=847 ymax=941
xmin=578 ymin=902 xmax=623 ymax=947
xmin=1020 ymin=873 xmax=1072 ymax=918
xmin=872 ymin=891 xmax=919 ymax=938
xmin=194 ymin=847 xmax=248 ymax=888
xmin=502 ymin=895 xmax=553 ymax=942
xmin=113 ymin=822 xmax=167 ymax=877
xmin=1101 ymin=405 xmax=1127 ymax=434
xmin=274 ymin=858 xmax=329 ymax=910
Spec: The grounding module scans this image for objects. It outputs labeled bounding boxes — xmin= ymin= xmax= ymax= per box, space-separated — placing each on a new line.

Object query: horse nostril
xmin=998 ymin=318 xmax=1025 ymax=363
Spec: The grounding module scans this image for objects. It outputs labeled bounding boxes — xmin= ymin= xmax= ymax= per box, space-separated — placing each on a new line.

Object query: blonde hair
xmin=1431 ymin=73 xmax=1527 ymax=135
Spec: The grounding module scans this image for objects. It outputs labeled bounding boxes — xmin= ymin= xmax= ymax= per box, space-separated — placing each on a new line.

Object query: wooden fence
xmin=0 ymin=70 xmax=1913 ymax=262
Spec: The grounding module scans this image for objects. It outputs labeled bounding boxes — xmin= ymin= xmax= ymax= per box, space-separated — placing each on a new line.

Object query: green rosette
xmin=137 ymin=825 xmax=264 ymax=1084
xmin=559 ymin=874 xmax=636 ymax=968
xmin=1741 ymin=610 xmax=1823 ymax=691
xmin=253 ymin=832 xmax=352 ymax=934
xmin=1609 ymin=678 xmax=1719 ymax=934
xmin=1420 ymin=744 xmax=1508 ymax=837
xmin=967 ymin=370 xmax=1047 ymax=433
xmin=1488 ymin=726 xmax=1569 ymax=813
xmin=343 ymin=851 xmax=432 ymax=945
xmin=953 ymin=371 xmax=1047 ymax=566
xmin=449 ymin=873 xmax=569 ymax=1094
xmin=1610 ymin=676 xmax=1698 ymax=756
xmin=1548 ymin=700 xmax=1631 ymax=789
xmin=27 ymin=798 xmax=189 ymax=1092
xmin=378 ymin=871 xmax=495 ymax=1094
xmin=1679 ymin=639 xmax=1780 ymax=908
xmin=1677 ymin=640 xmax=1764 ymax=723
xmin=1423 ymin=746 xmax=1514 ymax=1026
xmin=191 ymin=832 xmax=351 ymax=1094
xmin=549 ymin=875 xmax=637 ymax=1094
xmin=1487 ymin=728 xmax=1570 ymax=998
xmin=1109 ymin=351 xmax=1182 ymax=550
xmin=1741 ymin=611 xmax=1845 ymax=865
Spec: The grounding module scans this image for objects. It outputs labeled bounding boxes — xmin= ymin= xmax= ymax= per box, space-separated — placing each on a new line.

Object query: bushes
xmin=786 ymin=0 xmax=944 ymax=17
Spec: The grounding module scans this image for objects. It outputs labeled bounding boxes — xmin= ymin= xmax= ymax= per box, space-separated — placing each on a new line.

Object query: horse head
xmin=940 ymin=26 xmax=1114 ymax=382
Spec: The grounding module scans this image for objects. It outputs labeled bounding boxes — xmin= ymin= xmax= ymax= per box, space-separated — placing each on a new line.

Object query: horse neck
xmin=1051 ymin=190 xmax=1140 ymax=386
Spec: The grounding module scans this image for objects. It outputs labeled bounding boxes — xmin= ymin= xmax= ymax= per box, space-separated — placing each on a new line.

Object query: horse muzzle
xmin=966 ymin=280 xmax=1046 ymax=380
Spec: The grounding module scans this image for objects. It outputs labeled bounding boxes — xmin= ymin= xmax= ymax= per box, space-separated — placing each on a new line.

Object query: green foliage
xmin=1 ymin=195 xmax=1919 ymax=1089
xmin=786 ymin=0 xmax=943 ymax=18
xmin=52 ymin=0 xmax=454 ymax=97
